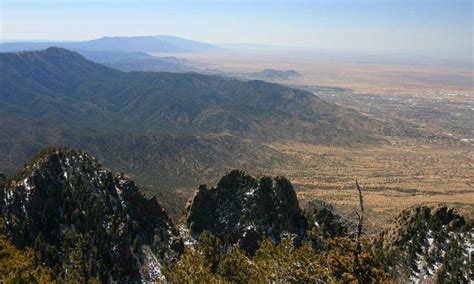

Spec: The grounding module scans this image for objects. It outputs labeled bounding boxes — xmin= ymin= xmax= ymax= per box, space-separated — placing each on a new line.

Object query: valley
xmin=144 ymin=49 xmax=473 ymax=229
xmin=1 ymin=47 xmax=472 ymax=228
xmin=2 ymin=0 xmax=472 ymax=281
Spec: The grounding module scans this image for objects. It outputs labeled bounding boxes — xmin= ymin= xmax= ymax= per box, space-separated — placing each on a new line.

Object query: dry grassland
xmin=268 ymin=141 xmax=474 ymax=231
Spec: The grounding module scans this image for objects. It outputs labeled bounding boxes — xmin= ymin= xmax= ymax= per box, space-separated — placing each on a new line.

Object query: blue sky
xmin=1 ymin=0 xmax=472 ymax=50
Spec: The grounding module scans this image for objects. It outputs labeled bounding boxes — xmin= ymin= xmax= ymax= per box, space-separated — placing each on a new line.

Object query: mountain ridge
xmin=0 ymin=35 xmax=220 ymax=53
xmin=74 ymin=49 xmax=201 ymax=73
xmin=1 ymin=47 xmax=385 ymax=190
xmin=1 ymin=148 xmax=183 ymax=282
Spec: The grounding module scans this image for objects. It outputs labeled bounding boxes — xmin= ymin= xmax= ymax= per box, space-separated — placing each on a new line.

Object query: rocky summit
xmin=185 ymin=169 xmax=307 ymax=254
xmin=1 ymin=148 xmax=472 ymax=283
xmin=0 ymin=148 xmax=183 ymax=282
xmin=374 ymin=205 xmax=472 ymax=283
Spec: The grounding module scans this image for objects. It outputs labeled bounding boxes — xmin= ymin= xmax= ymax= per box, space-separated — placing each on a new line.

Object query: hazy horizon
xmin=1 ymin=0 xmax=472 ymax=52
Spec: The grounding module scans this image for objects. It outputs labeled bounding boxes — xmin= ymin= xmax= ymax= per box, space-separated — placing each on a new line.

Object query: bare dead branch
xmin=355 ymin=180 xmax=364 ymax=241
xmin=356 ymin=180 xmax=364 ymax=215
xmin=354 ymin=180 xmax=365 ymax=279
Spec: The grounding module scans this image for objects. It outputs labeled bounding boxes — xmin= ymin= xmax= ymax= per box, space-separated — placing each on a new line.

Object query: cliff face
xmin=1 ymin=148 xmax=183 ymax=282
xmin=374 ymin=205 xmax=472 ymax=283
xmin=1 ymin=147 xmax=471 ymax=283
xmin=185 ymin=170 xmax=307 ymax=254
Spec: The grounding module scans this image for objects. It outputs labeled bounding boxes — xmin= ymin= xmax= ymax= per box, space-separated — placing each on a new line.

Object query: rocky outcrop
xmin=185 ymin=169 xmax=307 ymax=254
xmin=1 ymin=148 xmax=182 ymax=282
xmin=304 ymin=200 xmax=348 ymax=239
xmin=374 ymin=205 xmax=472 ymax=283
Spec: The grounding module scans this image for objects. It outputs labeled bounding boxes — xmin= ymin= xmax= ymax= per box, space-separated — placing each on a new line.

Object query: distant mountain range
xmin=75 ymin=50 xmax=303 ymax=81
xmin=74 ymin=49 xmax=202 ymax=73
xmin=0 ymin=37 xmax=312 ymax=79
xmin=0 ymin=35 xmax=220 ymax=53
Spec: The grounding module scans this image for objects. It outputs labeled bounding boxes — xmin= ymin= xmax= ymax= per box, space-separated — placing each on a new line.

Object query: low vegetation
xmin=164 ymin=232 xmax=390 ymax=283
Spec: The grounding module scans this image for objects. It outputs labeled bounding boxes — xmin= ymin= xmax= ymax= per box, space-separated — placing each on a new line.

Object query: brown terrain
xmin=151 ymin=49 xmax=473 ymax=95
xmin=154 ymin=49 xmax=473 ymax=231
xmin=270 ymin=142 xmax=473 ymax=232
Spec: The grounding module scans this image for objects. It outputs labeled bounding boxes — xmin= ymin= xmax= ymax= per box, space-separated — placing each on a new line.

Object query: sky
xmin=0 ymin=0 xmax=472 ymax=51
